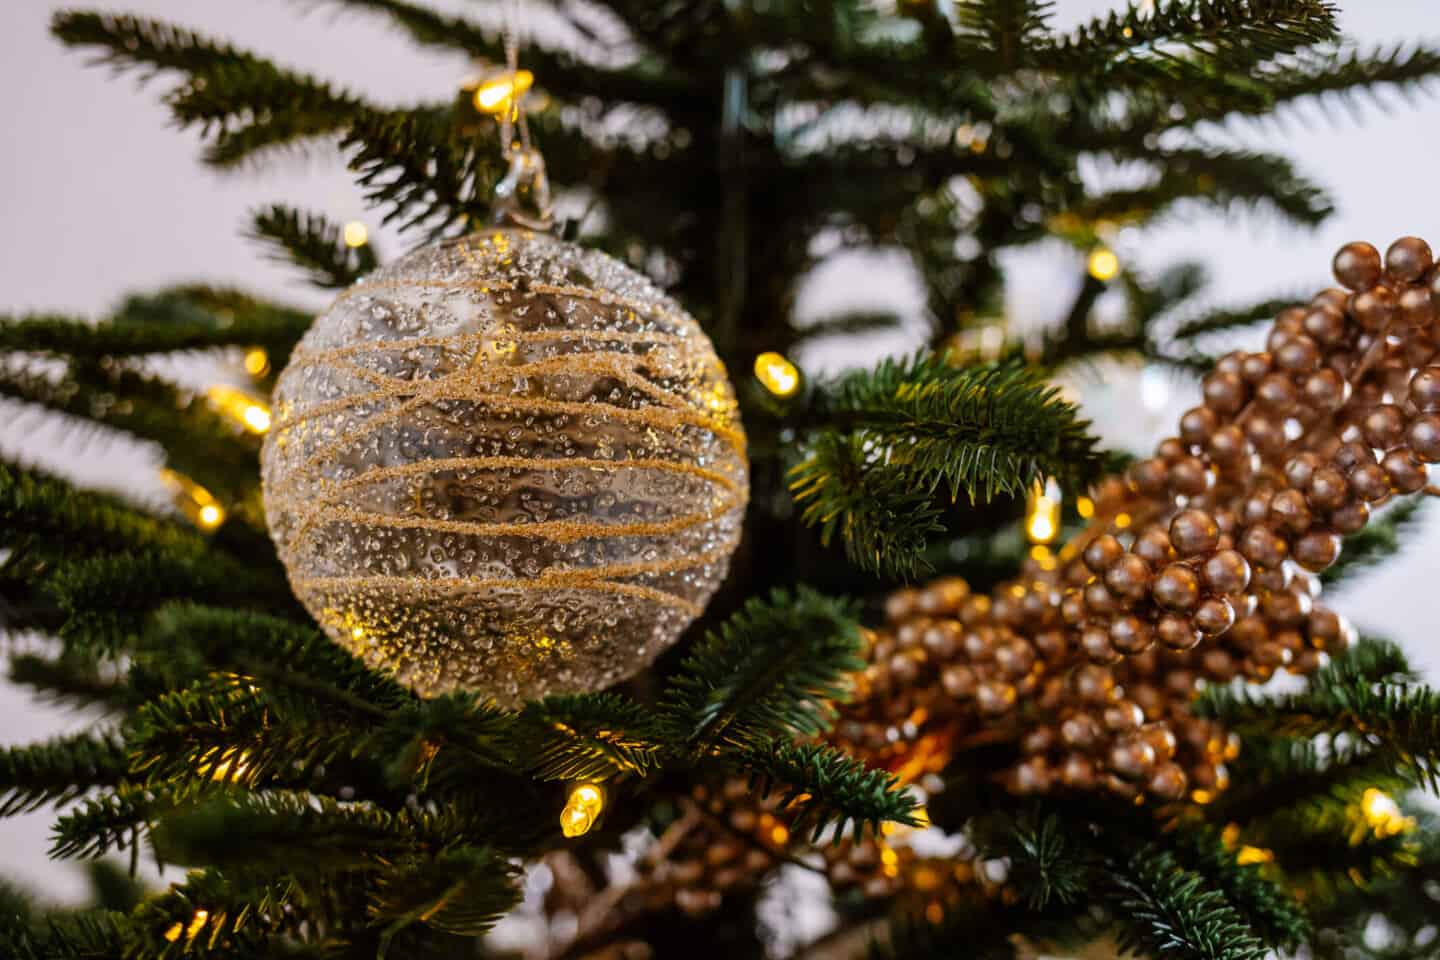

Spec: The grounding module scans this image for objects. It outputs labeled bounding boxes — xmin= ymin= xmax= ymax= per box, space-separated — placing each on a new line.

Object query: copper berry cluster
xmin=616 ymin=238 xmax=1440 ymax=920
xmin=846 ymin=236 xmax=1439 ymax=811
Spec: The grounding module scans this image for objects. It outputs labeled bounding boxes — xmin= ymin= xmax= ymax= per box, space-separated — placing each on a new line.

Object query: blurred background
xmin=2 ymin=0 xmax=1438 ymax=903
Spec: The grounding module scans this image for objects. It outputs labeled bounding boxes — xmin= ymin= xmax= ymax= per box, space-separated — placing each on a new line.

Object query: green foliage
xmin=791 ymin=310 xmax=904 ymax=345
xmin=51 ymin=789 xmax=155 ymax=860
xmin=142 ymin=605 xmax=413 ymax=712
xmin=8 ymin=653 xmax=130 ymax=712
xmin=819 ymin=355 xmax=1105 ymax=502
xmin=0 ymin=461 xmax=201 ymax=557
xmin=1172 ymin=297 xmax=1298 ymax=341
xmin=792 ymin=356 xmax=1105 ymax=576
xmin=516 ymin=693 xmax=666 ymax=781
xmin=1053 ymin=1 xmax=1338 ymax=71
xmin=788 ymin=431 xmax=948 ymax=579
xmin=52 ymin=11 xmax=360 ymax=169
xmin=1321 ymin=498 xmax=1426 ymax=587
xmin=1172 ymin=828 xmax=1311 ymax=949
xmin=250 ymin=206 xmax=379 ymax=288
xmin=1104 ymin=846 xmax=1267 ymax=960
xmin=369 ymin=847 xmax=521 ymax=947
xmin=343 ymin=106 xmax=498 ymax=235
xmin=1198 ymin=638 xmax=1440 ymax=789
xmin=1002 ymin=814 xmax=1090 ymax=910
xmin=0 ymin=733 xmax=128 ymax=817
xmin=660 ymin=587 xmax=864 ymax=753
xmin=732 ymin=739 xmax=919 ymax=841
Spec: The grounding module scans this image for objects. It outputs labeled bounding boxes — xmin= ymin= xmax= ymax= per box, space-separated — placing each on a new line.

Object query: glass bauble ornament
xmin=260 ymin=228 xmax=748 ymax=705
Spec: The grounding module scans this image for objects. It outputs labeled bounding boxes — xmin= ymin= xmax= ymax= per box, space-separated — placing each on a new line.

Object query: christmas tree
xmin=5 ymin=1 xmax=1440 ymax=957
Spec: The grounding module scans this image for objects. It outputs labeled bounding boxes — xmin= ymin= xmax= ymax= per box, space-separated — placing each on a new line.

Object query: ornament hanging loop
xmin=488 ymin=0 xmax=554 ymax=231
xmin=492 ymin=144 xmax=554 ymax=231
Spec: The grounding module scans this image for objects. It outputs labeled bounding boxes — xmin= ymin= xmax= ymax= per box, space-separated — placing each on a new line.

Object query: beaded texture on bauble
xmin=261 ymin=228 xmax=748 ymax=705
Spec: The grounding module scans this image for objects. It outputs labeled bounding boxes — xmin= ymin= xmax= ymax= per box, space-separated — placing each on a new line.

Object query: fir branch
xmin=53 ymin=12 xmax=363 ymax=168
xmin=250 ymin=206 xmax=378 ymax=289
xmin=1320 ymin=497 xmax=1426 ymax=587
xmin=1258 ymin=42 xmax=1440 ymax=115
xmin=170 ymin=68 xmax=360 ymax=168
xmin=1172 ymin=298 xmax=1298 ymax=341
xmin=731 ymin=739 xmax=920 ymax=841
xmin=0 ymin=461 xmax=203 ymax=557
xmin=1050 ymin=0 xmax=1339 ymax=71
xmin=344 ymin=106 xmax=499 ymax=236
xmin=516 ymin=693 xmax=666 ymax=782
xmin=788 ymin=431 xmax=948 ymax=579
xmin=51 ymin=788 xmax=155 ymax=860
xmin=151 ymin=791 xmax=474 ymax=870
xmin=1196 ymin=641 xmax=1440 ymax=788
xmin=8 ymin=653 xmax=130 ymax=711
xmin=659 ymin=587 xmax=864 ymax=754
xmin=792 ymin=356 xmax=1104 ymax=575
xmin=372 ymin=693 xmax=519 ymax=787
xmin=47 ymin=553 xmax=294 ymax=653
xmin=1103 ymin=845 xmax=1267 ymax=960
xmin=127 ymin=679 xmax=355 ymax=794
xmin=1002 ymin=814 xmax=1090 ymax=910
xmin=52 ymin=11 xmax=258 ymax=80
xmin=1 ymin=285 xmax=315 ymax=375
xmin=813 ymin=355 xmax=1106 ymax=503
xmin=790 ymin=310 xmax=905 ymax=345
xmin=301 ymin=0 xmax=695 ymax=107
xmin=0 ymin=733 xmax=129 ymax=817
xmin=1076 ymin=148 xmax=1332 ymax=227
xmin=1209 ymin=736 xmax=1412 ymax=827
xmin=369 ymin=847 xmax=521 ymax=944
xmin=125 ymin=869 xmax=301 ymax=958
xmin=0 ymin=909 xmax=128 ymax=960
xmin=143 ymin=605 xmax=414 ymax=714
xmin=1172 ymin=827 xmax=1311 ymax=949
xmin=0 ymin=361 xmax=261 ymax=505
xmin=953 ymin=0 xmax=1055 ymax=68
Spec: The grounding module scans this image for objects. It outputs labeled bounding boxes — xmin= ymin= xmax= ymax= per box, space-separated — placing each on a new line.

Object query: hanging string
xmin=489 ymin=0 xmax=552 ymax=230
xmin=499 ymin=0 xmax=532 ymax=156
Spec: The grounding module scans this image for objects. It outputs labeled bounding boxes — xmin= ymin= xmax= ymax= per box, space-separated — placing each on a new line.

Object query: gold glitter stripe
xmin=329 ymin=278 xmax=693 ymax=337
xmin=279 ymin=454 xmax=743 ymax=499
xmin=276 ymin=377 xmax=746 ymax=481
xmin=292 ymin=533 xmax=737 ymax=592
xmin=319 ymin=350 xmax=703 ymax=415
xmin=293 ymin=501 xmax=741 ymax=545
xmin=275 ymin=456 xmax=744 ymax=549
xmin=288 ymin=327 xmax=691 ymax=369
xmin=294 ymin=574 xmax=706 ymax=616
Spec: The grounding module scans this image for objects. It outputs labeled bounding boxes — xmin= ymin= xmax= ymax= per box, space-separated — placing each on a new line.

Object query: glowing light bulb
xmin=243 ymin=347 xmax=271 ymax=378
xmin=561 ymin=782 xmax=604 ymax=838
xmin=164 ymin=909 xmax=210 ymax=944
xmin=474 ymin=69 xmax=534 ymax=115
xmin=1025 ymin=478 xmax=1061 ymax=544
xmin=1088 ymin=246 xmax=1120 ymax=282
xmin=1076 ymin=495 xmax=1095 ymax=518
xmin=161 ymin=469 xmax=226 ymax=532
xmin=207 ymin=748 xmax=253 ymax=783
xmin=206 ymin=385 xmax=272 ymax=435
xmin=1360 ymin=788 xmax=1413 ymax=838
xmin=754 ymin=352 xmax=800 ymax=398
xmin=343 ymin=221 xmax=369 ymax=248
xmin=1236 ymin=846 xmax=1272 ymax=866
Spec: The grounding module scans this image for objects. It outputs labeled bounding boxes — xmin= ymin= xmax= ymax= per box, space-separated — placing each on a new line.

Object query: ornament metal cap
xmin=492 ymin=145 xmax=554 ymax=232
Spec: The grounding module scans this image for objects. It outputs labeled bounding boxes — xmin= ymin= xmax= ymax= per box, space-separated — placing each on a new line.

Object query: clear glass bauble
xmin=261 ymin=228 xmax=748 ymax=705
